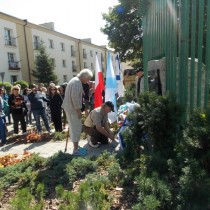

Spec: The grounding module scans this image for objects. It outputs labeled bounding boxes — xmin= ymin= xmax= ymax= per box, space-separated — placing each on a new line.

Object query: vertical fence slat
xmin=204 ymin=0 xmax=210 ymax=108
xmin=197 ymin=0 xmax=204 ymax=107
xmin=143 ymin=17 xmax=149 ymax=91
xmin=190 ymin=0 xmax=197 ymax=111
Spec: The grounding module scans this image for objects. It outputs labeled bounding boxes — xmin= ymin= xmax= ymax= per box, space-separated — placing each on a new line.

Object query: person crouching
xmin=83 ymin=101 xmax=115 ymax=148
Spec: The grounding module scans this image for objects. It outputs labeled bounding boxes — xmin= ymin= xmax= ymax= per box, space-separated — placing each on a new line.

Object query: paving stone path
xmin=0 ymin=123 xmax=120 ymax=158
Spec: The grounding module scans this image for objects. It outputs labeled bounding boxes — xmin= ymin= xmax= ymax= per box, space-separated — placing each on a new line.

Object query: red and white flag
xmin=94 ymin=54 xmax=105 ymax=108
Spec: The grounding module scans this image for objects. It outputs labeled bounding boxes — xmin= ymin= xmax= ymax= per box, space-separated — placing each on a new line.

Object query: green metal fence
xmin=138 ymin=0 xmax=210 ymax=112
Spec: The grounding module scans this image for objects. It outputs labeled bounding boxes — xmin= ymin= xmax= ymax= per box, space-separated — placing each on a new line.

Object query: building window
xmin=84 ymin=62 xmax=87 ymax=68
xmin=62 ymin=59 xmax=66 ymax=67
xmin=61 ymin=42 xmax=65 ymax=51
xmin=4 ymin=28 xmax=16 ymax=46
xmin=83 ymin=49 xmax=87 ymax=59
xmin=11 ymin=75 xmax=18 ymax=84
xmin=49 ymin=39 xmax=54 ymax=49
xmin=72 ymin=61 xmax=77 ymax=72
xmin=51 ymin=58 xmax=56 ymax=67
xmin=63 ymin=75 xmax=68 ymax=83
xmin=71 ymin=45 xmax=75 ymax=56
xmin=90 ymin=50 xmax=93 ymax=57
xmin=34 ymin=36 xmax=40 ymax=50
xmin=91 ymin=63 xmax=94 ymax=69
xmin=7 ymin=53 xmax=20 ymax=70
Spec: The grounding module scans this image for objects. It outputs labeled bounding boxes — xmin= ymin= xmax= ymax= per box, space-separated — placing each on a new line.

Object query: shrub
xmin=0 ymin=154 xmax=46 ymax=189
xmin=68 ymin=157 xmax=97 ymax=178
xmin=35 ymin=152 xmax=73 ymax=190
xmin=14 ymin=80 xmax=29 ymax=90
xmin=135 ymin=172 xmax=172 ymax=210
xmin=123 ymin=92 xmax=183 ymax=161
xmin=0 ymin=82 xmax=12 ymax=94
xmin=176 ymin=159 xmax=210 ymax=209
xmin=65 ymin=157 xmax=97 ymax=188
xmin=184 ymin=109 xmax=210 ymax=173
xmin=10 ymin=187 xmax=34 ymax=210
xmin=78 ymin=173 xmax=113 ymax=210
xmin=96 ymin=151 xmax=117 ymax=169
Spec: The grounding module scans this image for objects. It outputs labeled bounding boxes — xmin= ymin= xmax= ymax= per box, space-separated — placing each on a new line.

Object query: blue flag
xmin=105 ymin=51 xmax=118 ymax=123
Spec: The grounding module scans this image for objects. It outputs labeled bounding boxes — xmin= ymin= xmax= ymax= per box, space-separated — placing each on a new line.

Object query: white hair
xmin=77 ymin=69 xmax=93 ymax=79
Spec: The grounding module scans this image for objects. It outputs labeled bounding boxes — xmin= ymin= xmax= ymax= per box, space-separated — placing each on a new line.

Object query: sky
xmin=0 ymin=0 xmax=119 ymax=46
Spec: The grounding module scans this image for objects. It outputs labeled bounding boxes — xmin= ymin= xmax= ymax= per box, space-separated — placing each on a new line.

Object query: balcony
xmin=5 ymin=37 xmax=16 ymax=47
xmin=8 ymin=61 xmax=21 ymax=70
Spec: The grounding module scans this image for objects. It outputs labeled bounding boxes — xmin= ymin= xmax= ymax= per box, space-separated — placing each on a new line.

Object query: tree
xmin=32 ymin=43 xmax=58 ymax=85
xmin=101 ymin=0 xmax=143 ymax=68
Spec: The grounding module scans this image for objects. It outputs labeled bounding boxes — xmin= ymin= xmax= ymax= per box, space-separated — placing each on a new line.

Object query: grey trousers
xmin=83 ymin=125 xmax=108 ymax=145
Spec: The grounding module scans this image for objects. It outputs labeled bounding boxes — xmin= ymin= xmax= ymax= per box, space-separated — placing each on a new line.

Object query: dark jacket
xmin=48 ymin=94 xmax=63 ymax=113
xmin=8 ymin=94 xmax=27 ymax=114
xmin=28 ymin=91 xmax=49 ymax=110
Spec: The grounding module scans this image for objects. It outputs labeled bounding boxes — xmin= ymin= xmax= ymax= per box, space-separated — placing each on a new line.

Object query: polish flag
xmin=94 ymin=54 xmax=105 ymax=108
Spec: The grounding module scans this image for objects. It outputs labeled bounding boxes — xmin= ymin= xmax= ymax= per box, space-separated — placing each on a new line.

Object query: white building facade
xmin=0 ymin=12 xmax=117 ymax=85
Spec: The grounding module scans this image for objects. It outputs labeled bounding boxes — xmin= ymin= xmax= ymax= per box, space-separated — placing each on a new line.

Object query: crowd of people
xmin=0 ymin=68 xmax=117 ymax=156
xmin=0 ymin=81 xmax=67 ymax=144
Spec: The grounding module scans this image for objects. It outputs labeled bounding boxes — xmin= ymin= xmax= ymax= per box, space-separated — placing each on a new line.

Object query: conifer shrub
xmin=0 ymin=154 xmax=45 ymax=189
xmin=10 ymin=187 xmax=34 ymax=210
xmin=122 ymin=92 xmax=183 ymax=161
xmin=184 ymin=109 xmax=210 ymax=172
xmin=35 ymin=152 xmax=73 ymax=190
xmin=77 ymin=173 xmax=113 ymax=210
xmin=65 ymin=157 xmax=97 ymax=188
xmin=176 ymin=159 xmax=210 ymax=210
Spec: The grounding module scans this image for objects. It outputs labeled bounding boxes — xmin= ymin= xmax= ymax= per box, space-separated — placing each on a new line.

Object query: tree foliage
xmin=101 ymin=0 xmax=143 ymax=68
xmin=32 ymin=43 xmax=58 ymax=85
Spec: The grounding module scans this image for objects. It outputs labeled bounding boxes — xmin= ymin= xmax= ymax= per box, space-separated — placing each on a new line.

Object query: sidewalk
xmin=0 ymin=123 xmax=120 ymax=158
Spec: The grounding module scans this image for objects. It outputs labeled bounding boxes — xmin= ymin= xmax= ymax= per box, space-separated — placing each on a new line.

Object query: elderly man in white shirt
xmin=62 ymin=69 xmax=93 ymax=155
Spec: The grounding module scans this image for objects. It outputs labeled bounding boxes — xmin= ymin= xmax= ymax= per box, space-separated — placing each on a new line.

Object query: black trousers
xmin=12 ymin=113 xmax=26 ymax=134
xmin=51 ymin=110 xmax=62 ymax=132
xmin=83 ymin=125 xmax=108 ymax=144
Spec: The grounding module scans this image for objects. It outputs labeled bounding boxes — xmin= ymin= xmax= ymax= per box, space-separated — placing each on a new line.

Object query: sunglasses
xmin=14 ymin=89 xmax=19 ymax=90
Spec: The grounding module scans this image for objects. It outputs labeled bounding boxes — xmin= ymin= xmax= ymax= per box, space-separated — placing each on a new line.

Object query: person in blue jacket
xmin=0 ymin=92 xmax=6 ymax=145
xmin=28 ymin=85 xmax=51 ymax=134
